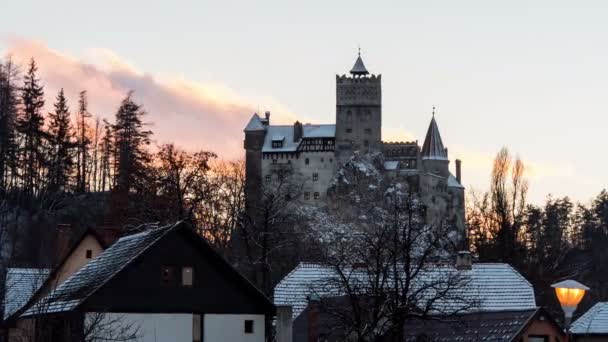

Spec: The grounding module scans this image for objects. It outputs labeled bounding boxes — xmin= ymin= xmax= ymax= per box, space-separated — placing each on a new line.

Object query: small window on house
xmin=314 ymin=192 xmax=320 ymax=200
xmin=313 ymin=173 xmax=319 ymax=181
xmin=304 ymin=192 xmax=310 ymax=200
xmin=182 ymin=267 xmax=193 ymax=287
xmin=305 ymin=158 xmax=309 ymax=165
xmin=161 ymin=266 xmax=174 ymax=287
xmin=85 ymin=249 xmax=92 ymax=259
xmin=244 ymin=320 xmax=254 ymax=334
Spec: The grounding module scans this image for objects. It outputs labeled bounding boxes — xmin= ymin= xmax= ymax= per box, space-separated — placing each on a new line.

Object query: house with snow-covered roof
xmin=243 ymin=52 xmax=466 ymax=238
xmin=571 ymin=302 xmax=608 ymax=341
xmin=15 ymin=221 xmax=274 ymax=342
xmin=272 ymin=256 xmax=560 ymax=342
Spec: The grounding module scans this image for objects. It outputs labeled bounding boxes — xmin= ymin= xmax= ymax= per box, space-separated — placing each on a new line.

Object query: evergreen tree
xmin=75 ymin=90 xmax=91 ymax=193
xmin=16 ymin=58 xmax=45 ymax=197
xmin=0 ymin=58 xmax=20 ymax=192
xmin=113 ymin=92 xmax=152 ymax=193
xmin=99 ymin=119 xmax=113 ymax=191
xmin=46 ymin=89 xmax=74 ymax=193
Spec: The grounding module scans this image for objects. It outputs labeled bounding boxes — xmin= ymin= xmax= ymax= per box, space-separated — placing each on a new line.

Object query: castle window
xmin=346 ymin=128 xmax=352 ymax=133
xmin=329 ymin=158 xmax=333 ymax=163
xmin=265 ymin=175 xmax=271 ymax=182
xmin=321 ymin=158 xmax=324 ymax=162
xmin=272 ymin=159 xmax=277 ymax=164
xmin=313 ymin=173 xmax=319 ymax=181
xmin=365 ymin=128 xmax=372 ymax=135
xmin=304 ymin=192 xmax=310 ymax=200
xmin=364 ymin=140 xmax=369 ymax=147
xmin=347 ymin=110 xmax=353 ymax=122
xmin=272 ymin=141 xmax=283 ymax=148
xmin=305 ymin=158 xmax=309 ymax=165
xmin=314 ymin=192 xmax=320 ymax=200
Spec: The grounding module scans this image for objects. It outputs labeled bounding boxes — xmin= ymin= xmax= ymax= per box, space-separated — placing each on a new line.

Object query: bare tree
xmin=305 ymin=153 xmax=476 ymax=342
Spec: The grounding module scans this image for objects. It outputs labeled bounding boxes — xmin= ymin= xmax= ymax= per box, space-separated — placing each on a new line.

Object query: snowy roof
xmin=244 ymin=113 xmax=265 ymax=132
xmin=571 ymin=302 xmax=608 ymax=335
xmin=421 ymin=116 xmax=448 ymax=160
xmin=22 ymin=223 xmax=180 ymax=316
xmin=271 ymin=135 xmax=285 ymax=142
xmin=3 ymin=268 xmax=50 ymax=320
xmin=350 ymin=55 xmax=369 ymax=75
xmin=262 ymin=124 xmax=335 ymax=152
xmin=384 ymin=161 xmax=399 ymax=170
xmin=448 ymin=173 xmax=464 ymax=189
xmin=274 ymin=263 xmax=536 ymax=321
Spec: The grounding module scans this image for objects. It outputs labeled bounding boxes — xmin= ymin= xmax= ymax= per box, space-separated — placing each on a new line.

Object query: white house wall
xmin=86 ymin=313 xmax=193 ymax=342
xmin=204 ymin=314 xmax=265 ymax=342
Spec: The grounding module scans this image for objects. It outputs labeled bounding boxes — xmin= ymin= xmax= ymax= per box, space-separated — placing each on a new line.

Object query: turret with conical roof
xmin=335 ymin=50 xmax=382 ymax=161
xmin=421 ymin=109 xmax=450 ymax=178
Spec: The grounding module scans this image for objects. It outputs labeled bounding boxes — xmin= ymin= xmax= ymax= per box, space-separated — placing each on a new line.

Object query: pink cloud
xmin=2 ymin=37 xmax=295 ymax=159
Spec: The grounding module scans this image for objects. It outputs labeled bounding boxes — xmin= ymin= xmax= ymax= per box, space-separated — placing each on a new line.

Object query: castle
xmin=243 ymin=53 xmax=465 ymax=233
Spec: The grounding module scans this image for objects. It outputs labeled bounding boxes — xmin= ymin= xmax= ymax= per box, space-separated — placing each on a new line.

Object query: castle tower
xmin=335 ymin=52 xmax=382 ymax=162
xmin=243 ymin=113 xmax=267 ymax=214
xmin=421 ymin=112 xmax=449 ymax=178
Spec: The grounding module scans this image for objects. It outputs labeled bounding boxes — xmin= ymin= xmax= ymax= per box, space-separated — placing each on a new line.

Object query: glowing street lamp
xmin=551 ymin=280 xmax=589 ymax=330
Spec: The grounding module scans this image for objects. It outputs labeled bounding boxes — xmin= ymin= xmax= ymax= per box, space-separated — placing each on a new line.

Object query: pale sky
xmin=1 ymin=0 xmax=607 ymax=204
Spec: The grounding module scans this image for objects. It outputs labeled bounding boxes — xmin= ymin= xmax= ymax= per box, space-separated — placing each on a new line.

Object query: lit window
xmin=265 ymin=175 xmax=271 ymax=182
xmin=314 ymin=192 xmax=320 ymax=199
xmin=85 ymin=250 xmax=92 ymax=259
xmin=313 ymin=173 xmax=319 ymax=181
xmin=182 ymin=267 xmax=193 ymax=287
xmin=244 ymin=320 xmax=254 ymax=334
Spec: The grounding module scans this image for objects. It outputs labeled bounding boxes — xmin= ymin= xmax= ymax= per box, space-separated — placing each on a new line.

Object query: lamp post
xmin=551 ymin=280 xmax=589 ymax=333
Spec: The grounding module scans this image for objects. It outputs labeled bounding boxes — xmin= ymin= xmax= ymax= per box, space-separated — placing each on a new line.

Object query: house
xmin=570 ymin=302 xmax=608 ymax=341
xmin=273 ymin=260 xmax=562 ymax=342
xmin=16 ymin=221 xmax=275 ymax=342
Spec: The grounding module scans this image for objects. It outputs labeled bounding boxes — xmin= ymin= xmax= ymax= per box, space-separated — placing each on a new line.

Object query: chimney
xmin=307 ymin=294 xmax=320 ymax=342
xmin=293 ymin=121 xmax=303 ymax=142
xmin=55 ymin=224 xmax=72 ymax=263
xmin=456 ymin=250 xmax=472 ymax=271
xmin=265 ymin=111 xmax=271 ymax=125
xmin=276 ymin=305 xmax=293 ymax=342
xmin=455 ymin=159 xmax=462 ymax=183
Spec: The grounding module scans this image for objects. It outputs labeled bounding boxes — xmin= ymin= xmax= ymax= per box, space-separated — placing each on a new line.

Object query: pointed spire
xmin=350 ymin=47 xmax=369 ymax=75
xmin=421 ymin=111 xmax=448 ymax=160
xmin=244 ymin=113 xmax=265 ymax=132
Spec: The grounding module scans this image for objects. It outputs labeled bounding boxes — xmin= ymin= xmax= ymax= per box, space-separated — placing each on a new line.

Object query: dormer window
xmin=271 ymin=136 xmax=285 ymax=148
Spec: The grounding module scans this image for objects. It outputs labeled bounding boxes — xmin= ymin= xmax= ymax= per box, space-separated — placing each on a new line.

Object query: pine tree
xmin=75 ymin=90 xmax=91 ymax=193
xmin=113 ymin=92 xmax=152 ymax=193
xmin=0 ymin=58 xmax=20 ymax=193
xmin=46 ymin=89 xmax=74 ymax=193
xmin=99 ymin=119 xmax=113 ymax=191
xmin=16 ymin=58 xmax=45 ymax=197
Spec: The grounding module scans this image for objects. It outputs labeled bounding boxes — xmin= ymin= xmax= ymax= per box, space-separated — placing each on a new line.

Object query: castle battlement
xmin=336 ymin=74 xmax=382 ymax=84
